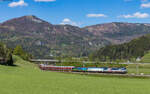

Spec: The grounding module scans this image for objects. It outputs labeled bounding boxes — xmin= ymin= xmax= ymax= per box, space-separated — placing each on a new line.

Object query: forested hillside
xmin=92 ymin=34 xmax=150 ymax=61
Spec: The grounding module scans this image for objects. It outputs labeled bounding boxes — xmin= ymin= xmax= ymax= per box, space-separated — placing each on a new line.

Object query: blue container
xmin=76 ymin=67 xmax=88 ymax=71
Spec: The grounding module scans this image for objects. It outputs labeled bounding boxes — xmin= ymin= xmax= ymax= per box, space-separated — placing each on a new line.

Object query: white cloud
xmin=8 ymin=0 xmax=28 ymax=7
xmin=63 ymin=18 xmax=70 ymax=22
xmin=87 ymin=14 xmax=107 ymax=18
xmin=34 ymin=0 xmax=56 ymax=2
xmin=141 ymin=2 xmax=150 ymax=8
xmin=119 ymin=12 xmax=149 ymax=18
xmin=60 ymin=18 xmax=81 ymax=26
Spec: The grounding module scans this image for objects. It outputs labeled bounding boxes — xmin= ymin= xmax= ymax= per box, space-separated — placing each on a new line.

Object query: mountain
xmin=1 ymin=15 xmax=150 ymax=58
xmin=0 ymin=15 xmax=109 ymax=58
xmin=84 ymin=22 xmax=150 ymax=44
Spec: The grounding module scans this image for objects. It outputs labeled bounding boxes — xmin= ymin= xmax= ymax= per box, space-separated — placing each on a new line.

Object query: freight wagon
xmin=39 ymin=64 xmax=75 ymax=71
xmin=39 ymin=64 xmax=127 ymax=74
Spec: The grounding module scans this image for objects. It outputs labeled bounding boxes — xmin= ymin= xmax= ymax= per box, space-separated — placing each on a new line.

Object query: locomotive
xmin=39 ymin=64 xmax=127 ymax=74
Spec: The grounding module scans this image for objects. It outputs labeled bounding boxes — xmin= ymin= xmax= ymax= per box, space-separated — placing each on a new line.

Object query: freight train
xmin=39 ymin=64 xmax=127 ymax=74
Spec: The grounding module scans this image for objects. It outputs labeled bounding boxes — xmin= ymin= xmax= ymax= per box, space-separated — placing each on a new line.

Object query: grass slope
xmin=0 ymin=56 xmax=150 ymax=94
xmin=141 ymin=52 xmax=150 ymax=63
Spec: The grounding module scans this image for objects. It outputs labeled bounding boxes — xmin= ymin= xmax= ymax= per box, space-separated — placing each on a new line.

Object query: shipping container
xmin=87 ymin=68 xmax=104 ymax=72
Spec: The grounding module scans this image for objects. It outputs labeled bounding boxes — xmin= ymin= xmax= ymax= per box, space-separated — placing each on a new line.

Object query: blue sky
xmin=0 ymin=0 xmax=150 ymax=27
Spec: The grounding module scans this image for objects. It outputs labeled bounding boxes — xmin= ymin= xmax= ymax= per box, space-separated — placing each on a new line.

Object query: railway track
xmin=56 ymin=71 xmax=150 ymax=78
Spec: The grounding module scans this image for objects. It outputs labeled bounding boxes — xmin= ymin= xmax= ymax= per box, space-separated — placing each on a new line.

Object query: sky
xmin=0 ymin=0 xmax=150 ymax=27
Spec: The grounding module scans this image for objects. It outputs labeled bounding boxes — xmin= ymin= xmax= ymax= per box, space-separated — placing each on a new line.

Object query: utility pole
xmin=136 ymin=64 xmax=139 ymax=75
xmin=136 ymin=57 xmax=141 ymax=75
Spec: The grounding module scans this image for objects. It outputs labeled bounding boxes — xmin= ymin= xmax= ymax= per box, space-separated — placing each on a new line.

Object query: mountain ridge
xmin=0 ymin=15 xmax=150 ymax=58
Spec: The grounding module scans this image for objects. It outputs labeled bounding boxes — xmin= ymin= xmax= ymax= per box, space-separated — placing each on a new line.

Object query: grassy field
xmin=128 ymin=64 xmax=150 ymax=75
xmin=127 ymin=51 xmax=150 ymax=74
xmin=0 ymin=56 xmax=150 ymax=94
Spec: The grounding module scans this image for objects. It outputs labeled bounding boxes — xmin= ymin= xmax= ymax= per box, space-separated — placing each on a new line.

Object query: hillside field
xmin=0 ymin=56 xmax=150 ymax=94
xmin=141 ymin=52 xmax=150 ymax=63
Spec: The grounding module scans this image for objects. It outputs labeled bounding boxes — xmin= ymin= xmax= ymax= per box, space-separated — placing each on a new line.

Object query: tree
xmin=6 ymin=52 xmax=13 ymax=66
xmin=13 ymin=45 xmax=32 ymax=60
xmin=13 ymin=45 xmax=24 ymax=56
xmin=0 ymin=42 xmax=13 ymax=66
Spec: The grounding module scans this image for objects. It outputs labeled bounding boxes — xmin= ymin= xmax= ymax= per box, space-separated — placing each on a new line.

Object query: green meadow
xmin=128 ymin=64 xmax=150 ymax=75
xmin=141 ymin=52 xmax=150 ymax=63
xmin=0 ymin=56 xmax=150 ymax=94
